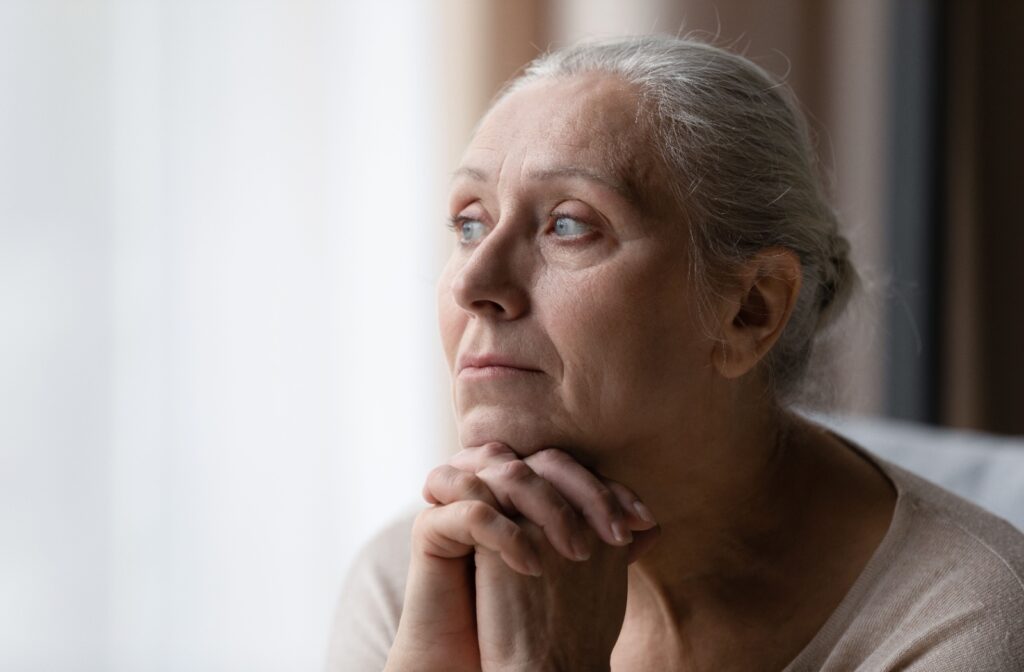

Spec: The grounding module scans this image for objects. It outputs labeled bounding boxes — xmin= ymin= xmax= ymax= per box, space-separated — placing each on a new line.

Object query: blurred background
xmin=1 ymin=0 xmax=1021 ymax=670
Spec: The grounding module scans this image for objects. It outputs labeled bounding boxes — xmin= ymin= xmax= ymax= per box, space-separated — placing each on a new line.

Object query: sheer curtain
xmin=1 ymin=1 xmax=443 ymax=669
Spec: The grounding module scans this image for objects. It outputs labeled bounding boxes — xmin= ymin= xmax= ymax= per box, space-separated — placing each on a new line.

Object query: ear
xmin=711 ymin=247 xmax=802 ymax=380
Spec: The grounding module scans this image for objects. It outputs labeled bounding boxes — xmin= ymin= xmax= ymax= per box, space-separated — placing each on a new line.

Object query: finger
xmin=423 ymin=464 xmax=500 ymax=509
xmin=449 ymin=442 xmax=518 ymax=473
xmin=524 ymin=448 xmax=633 ymax=547
xmin=477 ymin=459 xmax=591 ymax=562
xmin=451 ymin=443 xmax=591 ymax=561
xmin=413 ymin=501 xmax=542 ymax=576
xmin=604 ymin=480 xmax=658 ymax=531
xmin=626 ymin=525 xmax=662 ymax=564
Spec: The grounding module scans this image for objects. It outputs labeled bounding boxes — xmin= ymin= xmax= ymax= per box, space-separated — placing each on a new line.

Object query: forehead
xmin=482 ymin=73 xmax=643 ymax=143
xmin=463 ymin=73 xmax=665 ymax=209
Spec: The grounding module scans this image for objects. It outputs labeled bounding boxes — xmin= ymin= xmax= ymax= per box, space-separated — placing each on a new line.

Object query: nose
xmin=450 ymin=222 xmax=530 ymax=320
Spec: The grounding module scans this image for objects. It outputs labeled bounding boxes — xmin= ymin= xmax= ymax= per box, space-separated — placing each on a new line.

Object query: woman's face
xmin=438 ymin=73 xmax=719 ymax=462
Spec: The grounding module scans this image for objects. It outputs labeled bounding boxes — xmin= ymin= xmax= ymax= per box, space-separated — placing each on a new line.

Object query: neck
xmin=595 ymin=396 xmax=805 ymax=612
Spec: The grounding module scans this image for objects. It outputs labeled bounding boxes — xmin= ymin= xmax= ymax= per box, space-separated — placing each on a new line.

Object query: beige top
xmin=326 ymin=447 xmax=1024 ymax=671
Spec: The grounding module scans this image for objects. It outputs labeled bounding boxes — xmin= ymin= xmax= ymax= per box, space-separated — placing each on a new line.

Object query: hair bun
xmin=817 ymin=233 xmax=855 ymax=328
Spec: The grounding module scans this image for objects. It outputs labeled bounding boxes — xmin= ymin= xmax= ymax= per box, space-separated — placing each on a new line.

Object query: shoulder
xmin=849 ymin=458 xmax=1024 ymax=670
xmin=326 ymin=512 xmax=416 ymax=672
xmin=889 ymin=458 xmax=1024 ymax=590
xmin=825 ymin=427 xmax=1024 ymax=596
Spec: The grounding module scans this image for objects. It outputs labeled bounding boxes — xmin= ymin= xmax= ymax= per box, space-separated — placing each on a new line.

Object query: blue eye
xmin=452 ymin=218 xmax=486 ymax=243
xmin=552 ymin=216 xmax=590 ymax=237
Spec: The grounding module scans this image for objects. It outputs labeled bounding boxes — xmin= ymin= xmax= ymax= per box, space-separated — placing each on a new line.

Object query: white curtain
xmin=0 ymin=1 xmax=445 ymax=669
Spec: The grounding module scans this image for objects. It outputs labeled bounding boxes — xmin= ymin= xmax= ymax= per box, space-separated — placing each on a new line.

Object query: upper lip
xmin=457 ymin=353 xmax=541 ymax=374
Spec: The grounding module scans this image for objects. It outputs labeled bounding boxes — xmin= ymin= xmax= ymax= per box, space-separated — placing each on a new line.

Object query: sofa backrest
xmin=806 ymin=413 xmax=1024 ymax=531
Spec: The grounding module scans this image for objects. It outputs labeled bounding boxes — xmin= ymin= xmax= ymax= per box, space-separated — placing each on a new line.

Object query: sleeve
xmin=325 ymin=514 xmax=415 ymax=672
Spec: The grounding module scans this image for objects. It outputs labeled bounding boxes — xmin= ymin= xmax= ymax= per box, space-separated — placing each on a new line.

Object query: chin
xmin=457 ymin=406 xmax=568 ymax=457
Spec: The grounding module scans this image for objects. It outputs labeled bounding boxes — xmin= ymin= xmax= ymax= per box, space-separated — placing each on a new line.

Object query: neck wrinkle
xmin=616 ymin=407 xmax=800 ymax=614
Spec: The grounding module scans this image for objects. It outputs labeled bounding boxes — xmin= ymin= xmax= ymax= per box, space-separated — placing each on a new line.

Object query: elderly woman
xmin=330 ymin=36 xmax=1024 ymax=670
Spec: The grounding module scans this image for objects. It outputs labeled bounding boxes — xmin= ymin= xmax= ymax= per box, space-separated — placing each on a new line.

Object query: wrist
xmin=486 ymin=658 xmax=610 ymax=672
xmin=386 ymin=655 xmax=479 ymax=672
xmin=386 ymin=642 xmax=481 ymax=672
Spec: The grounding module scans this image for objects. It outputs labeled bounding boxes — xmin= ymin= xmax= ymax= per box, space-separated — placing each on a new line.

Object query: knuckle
xmin=411 ymin=508 xmax=434 ymax=537
xmin=530 ymin=447 xmax=564 ymax=466
xmin=498 ymin=459 xmax=532 ymax=481
xmin=605 ymin=479 xmax=633 ymax=500
xmin=449 ymin=448 xmax=473 ymax=468
xmin=448 ymin=468 xmax=475 ymax=491
xmin=426 ymin=464 xmax=450 ymax=485
xmin=594 ymin=486 xmax=619 ymax=514
xmin=545 ymin=446 xmax=569 ymax=459
xmin=479 ymin=442 xmax=510 ymax=461
xmin=505 ymin=521 xmax=528 ymax=547
xmin=554 ymin=500 xmax=578 ymax=527
xmin=461 ymin=500 xmax=494 ymax=527
xmin=460 ymin=472 xmax=491 ymax=500
xmin=529 ymin=448 xmax=573 ymax=474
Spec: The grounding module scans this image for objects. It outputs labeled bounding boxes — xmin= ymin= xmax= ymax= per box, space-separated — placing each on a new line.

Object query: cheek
xmin=543 ymin=257 xmax=707 ymax=419
xmin=436 ymin=264 xmax=465 ymax=368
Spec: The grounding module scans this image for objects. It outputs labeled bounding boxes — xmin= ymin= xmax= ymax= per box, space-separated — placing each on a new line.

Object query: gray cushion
xmin=806 ymin=413 xmax=1024 ymax=532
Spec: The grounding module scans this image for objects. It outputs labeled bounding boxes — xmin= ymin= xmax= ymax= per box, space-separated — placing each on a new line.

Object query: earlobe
xmin=711 ymin=248 xmax=802 ymax=380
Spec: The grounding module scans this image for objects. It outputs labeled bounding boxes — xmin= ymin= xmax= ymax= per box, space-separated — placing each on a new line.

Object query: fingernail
xmin=632 ymin=501 xmax=655 ymax=524
xmin=572 ymin=535 xmax=591 ymax=561
xmin=526 ymin=555 xmax=543 ymax=577
xmin=611 ymin=519 xmax=633 ymax=545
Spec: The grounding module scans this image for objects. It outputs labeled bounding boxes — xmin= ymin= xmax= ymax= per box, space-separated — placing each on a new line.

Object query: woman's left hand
xmin=474 ymin=515 xmax=629 ymax=671
xmin=423 ymin=444 xmax=660 ymax=670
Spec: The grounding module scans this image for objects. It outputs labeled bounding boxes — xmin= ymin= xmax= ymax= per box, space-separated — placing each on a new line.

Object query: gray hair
xmin=500 ymin=35 xmax=856 ymax=405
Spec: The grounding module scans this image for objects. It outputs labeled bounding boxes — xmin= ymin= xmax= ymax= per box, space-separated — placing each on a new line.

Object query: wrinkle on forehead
xmin=460 ymin=73 xmax=676 ymax=219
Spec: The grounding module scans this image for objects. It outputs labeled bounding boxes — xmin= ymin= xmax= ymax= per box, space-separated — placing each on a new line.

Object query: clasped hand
xmin=386 ymin=443 xmax=660 ymax=672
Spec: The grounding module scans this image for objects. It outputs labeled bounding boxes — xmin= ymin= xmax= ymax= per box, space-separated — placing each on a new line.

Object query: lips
xmin=456 ymin=353 xmax=542 ymax=375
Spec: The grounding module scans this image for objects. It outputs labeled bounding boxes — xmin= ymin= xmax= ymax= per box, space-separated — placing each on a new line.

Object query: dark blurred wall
xmin=943 ymin=1 xmax=1024 ymax=434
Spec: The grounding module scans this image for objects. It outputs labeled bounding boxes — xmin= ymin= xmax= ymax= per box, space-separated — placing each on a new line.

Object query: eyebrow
xmin=452 ymin=165 xmax=641 ymax=206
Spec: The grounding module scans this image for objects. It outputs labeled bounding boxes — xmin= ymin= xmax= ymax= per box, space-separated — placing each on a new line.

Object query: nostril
xmin=473 ymin=299 xmax=506 ymax=314
xmin=463 ymin=298 xmax=514 ymax=319
xmin=458 ymin=288 xmax=528 ymax=321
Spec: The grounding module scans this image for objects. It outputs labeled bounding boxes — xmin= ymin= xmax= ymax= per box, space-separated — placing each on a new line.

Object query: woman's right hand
xmin=384 ymin=443 xmax=658 ymax=672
